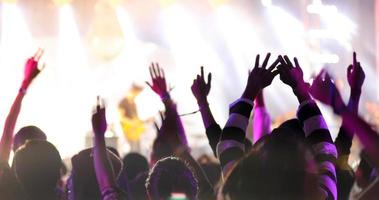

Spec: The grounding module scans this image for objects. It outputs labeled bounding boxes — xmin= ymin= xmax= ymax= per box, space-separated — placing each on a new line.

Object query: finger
xmin=149 ymin=63 xmax=155 ymax=79
xmin=154 ymin=122 xmax=160 ymax=132
xmin=278 ymin=55 xmax=286 ymax=66
xmin=152 ymin=63 xmax=159 ymax=78
xmin=157 ymin=64 xmax=162 ymax=78
xmin=262 ymin=53 xmax=271 ymax=68
xmin=96 ymin=96 xmax=101 ymax=111
xmin=353 ymin=52 xmax=357 ymax=66
xmin=294 ymin=57 xmax=300 ymax=69
xmin=201 ymin=66 xmax=204 ymax=79
xmin=347 ymin=64 xmax=353 ymax=74
xmin=268 ymin=58 xmax=279 ymax=72
xmin=33 ymin=49 xmax=41 ymax=60
xmin=37 ymin=48 xmax=44 ymax=61
xmin=159 ymin=111 xmax=164 ymax=121
xmin=39 ymin=63 xmax=46 ymax=71
xmin=324 ymin=72 xmax=332 ymax=82
xmin=161 ymin=66 xmax=165 ymax=78
xmin=283 ymin=55 xmax=293 ymax=67
xmin=254 ymin=54 xmax=260 ymax=69
xmin=207 ymin=73 xmax=212 ymax=88
xmin=145 ymin=81 xmax=153 ymax=90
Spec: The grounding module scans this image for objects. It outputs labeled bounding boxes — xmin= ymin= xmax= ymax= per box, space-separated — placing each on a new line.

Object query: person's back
xmin=13 ymin=140 xmax=62 ymax=200
xmin=221 ymin=133 xmax=321 ymax=200
xmin=146 ymin=157 xmax=198 ymax=200
xmin=69 ymin=148 xmax=123 ymax=200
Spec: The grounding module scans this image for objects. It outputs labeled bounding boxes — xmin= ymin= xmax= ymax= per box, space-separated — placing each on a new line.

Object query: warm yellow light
xmin=52 ymin=0 xmax=73 ymax=6
xmin=160 ymin=0 xmax=177 ymax=7
xmin=208 ymin=0 xmax=229 ymax=7
xmin=107 ymin=0 xmax=122 ymax=7
xmin=2 ymin=0 xmax=18 ymax=3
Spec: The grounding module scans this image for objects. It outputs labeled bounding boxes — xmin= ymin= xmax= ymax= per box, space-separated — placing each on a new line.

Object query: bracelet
xmin=160 ymin=92 xmax=171 ymax=102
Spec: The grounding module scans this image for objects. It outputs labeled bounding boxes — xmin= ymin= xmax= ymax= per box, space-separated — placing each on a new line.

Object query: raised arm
xmin=310 ymin=70 xmax=379 ymax=169
xmin=160 ymin=102 xmax=215 ymax=200
xmin=252 ymin=90 xmax=271 ymax=143
xmin=191 ymin=67 xmax=220 ymax=156
xmin=217 ymin=53 xmax=279 ymax=176
xmin=146 ymin=63 xmax=188 ymax=146
xmin=333 ymin=52 xmax=365 ymax=200
xmin=149 ymin=65 xmax=215 ymax=199
xmin=278 ymin=55 xmax=337 ymax=200
xmin=0 ymin=49 xmax=44 ymax=164
xmin=335 ymin=52 xmax=365 ymax=158
xmin=92 ymin=98 xmax=127 ymax=200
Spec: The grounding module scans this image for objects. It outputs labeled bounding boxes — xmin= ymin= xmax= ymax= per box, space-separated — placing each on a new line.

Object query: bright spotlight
xmin=0 ymin=3 xmax=36 ymax=133
xmin=160 ymin=5 xmax=225 ymax=120
xmin=307 ymin=0 xmax=356 ymax=51
xmin=52 ymin=0 xmax=73 ymax=6
xmin=216 ymin=6 xmax=263 ymax=80
xmin=54 ymin=4 xmax=89 ymax=158
xmin=1 ymin=3 xmax=35 ymax=61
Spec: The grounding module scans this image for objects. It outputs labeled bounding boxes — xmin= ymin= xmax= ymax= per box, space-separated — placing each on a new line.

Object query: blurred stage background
xmin=0 ymin=0 xmax=378 ymax=167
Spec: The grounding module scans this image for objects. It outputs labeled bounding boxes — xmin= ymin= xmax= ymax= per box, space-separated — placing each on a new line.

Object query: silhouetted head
xmin=13 ymin=126 xmax=47 ymax=152
xmin=123 ymin=152 xmax=149 ymax=181
xmin=222 ymin=132 xmax=320 ymax=200
xmin=69 ymin=148 xmax=123 ymax=200
xmin=271 ymin=118 xmax=305 ymax=140
xmin=146 ymin=157 xmax=198 ymax=200
xmin=107 ymin=147 xmax=120 ymax=158
xmin=150 ymin=139 xmax=173 ymax=165
xmin=13 ymin=140 xmax=62 ymax=198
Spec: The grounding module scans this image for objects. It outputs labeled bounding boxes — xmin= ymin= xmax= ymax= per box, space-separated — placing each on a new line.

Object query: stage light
xmin=134 ymin=88 xmax=164 ymax=121
xmin=216 ymin=6 xmax=263 ymax=78
xmin=0 ymin=3 xmax=35 ymax=94
xmin=1 ymin=0 xmax=17 ymax=3
xmin=107 ymin=0 xmax=122 ymax=7
xmin=208 ymin=0 xmax=229 ymax=7
xmin=88 ymin=0 xmax=125 ymax=60
xmin=58 ymin=5 xmax=86 ymax=65
xmin=161 ymin=4 xmax=225 ymax=120
xmin=159 ymin=0 xmax=177 ymax=7
xmin=261 ymin=0 xmax=272 ymax=7
xmin=306 ymin=0 xmax=356 ymax=51
xmin=0 ymin=3 xmax=35 ymax=58
xmin=52 ymin=0 xmax=72 ymax=6
xmin=54 ymin=4 xmax=89 ymax=158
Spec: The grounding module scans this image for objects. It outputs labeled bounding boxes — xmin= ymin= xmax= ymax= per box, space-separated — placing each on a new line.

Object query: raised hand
xmin=242 ymin=53 xmax=279 ymax=99
xmin=146 ymin=63 xmax=169 ymax=99
xmin=277 ymin=55 xmax=308 ymax=90
xmin=277 ymin=55 xmax=311 ymax=102
xmin=21 ymin=48 xmax=45 ymax=90
xmin=347 ymin=52 xmax=365 ymax=92
xmin=191 ymin=66 xmax=211 ymax=105
xmin=92 ymin=97 xmax=107 ymax=137
xmin=310 ymin=70 xmax=346 ymax=114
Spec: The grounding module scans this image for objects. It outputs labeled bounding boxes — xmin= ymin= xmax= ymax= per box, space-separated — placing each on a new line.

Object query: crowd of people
xmin=0 ymin=48 xmax=378 ymax=200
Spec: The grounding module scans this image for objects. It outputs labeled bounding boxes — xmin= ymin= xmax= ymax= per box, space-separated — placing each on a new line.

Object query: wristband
xmin=160 ymin=92 xmax=171 ymax=102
